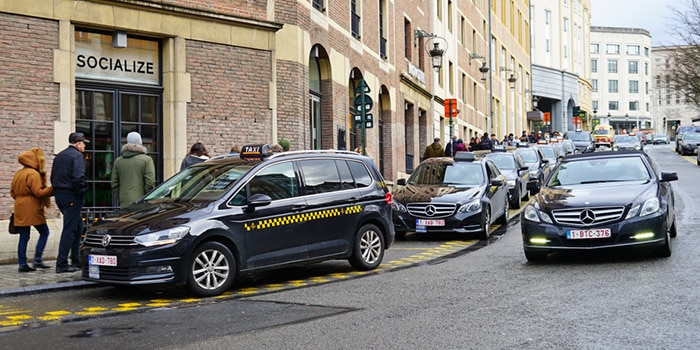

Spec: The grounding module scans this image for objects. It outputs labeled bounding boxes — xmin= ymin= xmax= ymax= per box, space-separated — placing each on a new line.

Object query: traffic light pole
xmin=360 ymin=80 xmax=367 ymax=156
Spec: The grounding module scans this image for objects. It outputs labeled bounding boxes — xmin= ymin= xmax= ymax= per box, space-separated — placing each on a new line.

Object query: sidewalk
xmin=0 ymin=260 xmax=96 ymax=297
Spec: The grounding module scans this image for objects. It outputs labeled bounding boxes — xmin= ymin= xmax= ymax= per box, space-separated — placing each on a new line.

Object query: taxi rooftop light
xmin=240 ymin=144 xmax=273 ymax=160
xmin=492 ymin=145 xmax=507 ymax=152
xmin=454 ymin=152 xmax=476 ymax=162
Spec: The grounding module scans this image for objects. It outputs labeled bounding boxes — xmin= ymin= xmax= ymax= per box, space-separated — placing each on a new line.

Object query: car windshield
xmin=408 ymin=161 xmax=484 ymax=186
xmin=566 ymin=132 xmax=591 ymax=141
xmin=143 ymin=161 xmax=255 ymax=202
xmin=539 ymin=147 xmax=556 ymax=158
xmin=485 ymin=154 xmax=516 ymax=169
xmin=517 ymin=149 xmax=538 ymax=163
xmin=615 ymin=135 xmax=634 ymax=143
xmin=655 ymin=134 xmax=667 ymax=139
xmin=593 ymin=129 xmax=610 ymax=135
xmin=546 ymin=156 xmax=650 ymax=187
xmin=683 ymin=132 xmax=700 ymax=141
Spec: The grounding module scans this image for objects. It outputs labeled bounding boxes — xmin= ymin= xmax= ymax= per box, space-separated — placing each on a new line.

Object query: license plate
xmin=88 ymin=254 xmax=117 ymax=266
xmin=567 ymin=228 xmax=611 ymax=239
xmin=416 ymin=219 xmax=445 ymax=226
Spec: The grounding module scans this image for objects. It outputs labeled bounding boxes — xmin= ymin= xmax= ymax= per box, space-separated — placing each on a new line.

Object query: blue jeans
xmin=55 ymin=192 xmax=84 ymax=267
xmin=17 ymin=223 xmax=50 ymax=267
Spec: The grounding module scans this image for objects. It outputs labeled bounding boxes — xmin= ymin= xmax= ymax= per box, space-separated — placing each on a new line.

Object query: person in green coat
xmin=111 ymin=132 xmax=156 ymax=208
xmin=422 ymin=137 xmax=445 ymax=160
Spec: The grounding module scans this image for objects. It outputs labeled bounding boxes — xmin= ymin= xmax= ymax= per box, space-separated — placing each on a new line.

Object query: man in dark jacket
xmin=423 ymin=137 xmax=445 ymax=160
xmin=51 ymin=132 xmax=88 ymax=273
xmin=479 ymin=132 xmax=493 ymax=150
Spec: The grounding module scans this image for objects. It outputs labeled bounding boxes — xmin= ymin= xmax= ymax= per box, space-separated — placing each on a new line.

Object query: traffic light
xmin=663 ymin=117 xmax=666 ymax=125
xmin=572 ymin=106 xmax=580 ymax=119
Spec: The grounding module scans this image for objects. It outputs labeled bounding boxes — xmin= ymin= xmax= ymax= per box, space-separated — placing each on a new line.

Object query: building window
xmin=608 ymin=60 xmax=618 ymax=73
xmin=591 ymin=43 xmax=599 ymax=53
xmin=629 ymin=101 xmax=638 ymax=111
xmin=379 ymin=0 xmax=387 ymax=59
xmin=606 ymin=44 xmax=619 ymax=54
xmin=592 ymin=79 xmax=598 ymax=92
xmin=404 ymin=19 xmax=411 ymax=59
xmin=545 ymin=10 xmax=550 ymax=25
xmin=591 ymin=59 xmax=597 ymax=73
xmin=628 ymin=61 xmax=638 ymax=74
xmin=608 ymin=101 xmax=619 ymax=110
xmin=593 ymin=100 xmax=599 ymax=111
xmin=629 ymin=80 xmax=639 ymax=93
xmin=351 ymin=0 xmax=361 ymax=39
xmin=626 ymin=45 xmax=640 ymax=55
xmin=608 ymin=80 xmax=618 ymax=93
xmin=312 ymin=0 xmax=325 ymax=12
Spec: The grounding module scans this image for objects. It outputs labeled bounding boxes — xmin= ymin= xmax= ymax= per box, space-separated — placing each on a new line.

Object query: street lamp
xmin=625 ymin=113 xmax=629 ymax=132
xmin=470 ymin=53 xmax=490 ymax=81
xmin=415 ymin=29 xmax=448 ymax=72
xmin=593 ymin=109 xmax=598 ymax=130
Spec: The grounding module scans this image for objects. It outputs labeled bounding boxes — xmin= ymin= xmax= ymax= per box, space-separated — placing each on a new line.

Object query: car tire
xmin=654 ymin=229 xmax=672 ymax=258
xmin=187 ymin=241 xmax=235 ymax=297
xmin=480 ymin=206 xmax=491 ymax=240
xmin=522 ymin=184 xmax=530 ymax=201
xmin=524 ymin=250 xmax=547 ymax=262
xmin=497 ymin=196 xmax=509 ymax=225
xmin=349 ymin=224 xmax=385 ymax=270
xmin=669 ymin=219 xmax=678 ymax=238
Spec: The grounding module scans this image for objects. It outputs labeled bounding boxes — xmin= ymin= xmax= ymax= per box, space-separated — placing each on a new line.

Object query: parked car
xmin=652 ymin=134 xmax=669 ymax=145
xmin=563 ymin=130 xmax=595 ymax=153
xmin=392 ymin=152 xmax=509 ymax=240
xmin=612 ymin=134 xmax=643 ymax=151
xmin=521 ymin=150 xmax=678 ymax=262
xmin=80 ymin=145 xmax=395 ymax=296
xmin=534 ymin=143 xmax=563 ymax=171
xmin=483 ymin=146 xmax=531 ymax=209
xmin=675 ymin=125 xmax=698 ymax=153
xmin=513 ymin=146 xmax=550 ymax=195
xmin=677 ymin=131 xmax=700 ymax=155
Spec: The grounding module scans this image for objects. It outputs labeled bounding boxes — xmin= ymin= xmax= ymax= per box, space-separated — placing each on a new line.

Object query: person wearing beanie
xmin=11 ymin=147 xmax=54 ymax=272
xmin=278 ymin=138 xmax=291 ymax=152
xmin=111 ymin=131 xmax=156 ymax=209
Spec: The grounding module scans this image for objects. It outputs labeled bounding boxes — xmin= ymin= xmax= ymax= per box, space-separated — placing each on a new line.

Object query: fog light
xmin=529 ymin=237 xmax=550 ymax=245
xmin=633 ymin=232 xmax=655 ymax=240
xmin=145 ymin=265 xmax=173 ymax=274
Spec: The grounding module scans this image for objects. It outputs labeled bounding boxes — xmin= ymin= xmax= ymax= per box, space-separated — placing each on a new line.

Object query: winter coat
xmin=11 ymin=148 xmax=53 ymax=227
xmin=50 ymin=145 xmax=87 ymax=194
xmin=111 ymin=143 xmax=156 ymax=208
xmin=423 ymin=143 xmax=445 ymax=160
xmin=180 ymin=154 xmax=209 ymax=171
xmin=454 ymin=142 xmax=467 ymax=153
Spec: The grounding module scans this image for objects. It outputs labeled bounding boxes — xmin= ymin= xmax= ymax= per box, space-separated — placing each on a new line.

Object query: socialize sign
xmin=75 ymin=31 xmax=160 ymax=85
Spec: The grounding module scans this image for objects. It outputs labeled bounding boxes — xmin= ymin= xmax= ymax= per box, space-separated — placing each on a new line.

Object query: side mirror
xmin=660 ymin=172 xmax=678 ymax=182
xmin=244 ymin=193 xmax=272 ymax=213
xmin=491 ymin=178 xmax=505 ymax=186
xmin=397 ymin=178 xmax=407 ymax=186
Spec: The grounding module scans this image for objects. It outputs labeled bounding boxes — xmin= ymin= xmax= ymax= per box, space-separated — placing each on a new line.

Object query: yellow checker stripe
xmin=244 ymin=205 xmax=362 ymax=231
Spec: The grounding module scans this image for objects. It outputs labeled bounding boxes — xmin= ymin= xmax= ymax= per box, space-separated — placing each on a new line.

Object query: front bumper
xmin=79 ymin=236 xmax=193 ymax=286
xmin=521 ymin=210 xmax=667 ymax=254
xmin=393 ymin=209 xmax=484 ymax=234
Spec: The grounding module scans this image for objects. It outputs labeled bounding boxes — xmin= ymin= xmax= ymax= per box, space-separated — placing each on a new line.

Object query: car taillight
xmin=384 ymin=192 xmax=392 ymax=205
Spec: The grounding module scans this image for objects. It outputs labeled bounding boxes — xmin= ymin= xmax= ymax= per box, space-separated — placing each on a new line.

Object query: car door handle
xmin=292 ymin=204 xmax=307 ymax=211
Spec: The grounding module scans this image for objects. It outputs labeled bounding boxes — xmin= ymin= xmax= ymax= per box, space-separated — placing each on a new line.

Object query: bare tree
xmin=669 ymin=0 xmax=700 ymax=109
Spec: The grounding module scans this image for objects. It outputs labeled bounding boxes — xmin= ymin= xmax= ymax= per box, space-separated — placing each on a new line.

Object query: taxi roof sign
xmin=492 ymin=145 xmax=507 ymax=152
xmin=454 ymin=152 xmax=476 ymax=162
xmin=240 ymin=144 xmax=272 ymax=160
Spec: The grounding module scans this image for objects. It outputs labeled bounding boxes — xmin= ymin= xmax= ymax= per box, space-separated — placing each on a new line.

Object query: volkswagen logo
xmin=579 ymin=209 xmax=596 ymax=225
xmin=424 ymin=205 xmax=437 ymax=217
xmin=101 ymin=234 xmax=112 ymax=247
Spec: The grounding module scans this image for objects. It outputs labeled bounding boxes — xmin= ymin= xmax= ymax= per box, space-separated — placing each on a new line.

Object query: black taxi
xmin=80 ymin=145 xmax=394 ymax=296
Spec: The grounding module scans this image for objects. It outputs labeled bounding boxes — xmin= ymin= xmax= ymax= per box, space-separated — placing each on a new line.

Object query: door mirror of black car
xmin=660 ymin=172 xmax=679 ymax=182
xmin=245 ymin=193 xmax=273 ymax=213
xmin=541 ymin=159 xmax=549 ymax=165
xmin=520 ymin=165 xmax=529 ymax=171
xmin=397 ymin=178 xmax=407 ymax=186
xmin=491 ymin=178 xmax=505 ymax=186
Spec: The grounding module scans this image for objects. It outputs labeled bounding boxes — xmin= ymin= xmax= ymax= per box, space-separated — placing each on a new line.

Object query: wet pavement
xmin=0 ymin=260 xmax=95 ymax=297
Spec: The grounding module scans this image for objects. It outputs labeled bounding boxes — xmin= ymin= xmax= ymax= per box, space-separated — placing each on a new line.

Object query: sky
xmin=590 ymin=0 xmax=681 ymax=46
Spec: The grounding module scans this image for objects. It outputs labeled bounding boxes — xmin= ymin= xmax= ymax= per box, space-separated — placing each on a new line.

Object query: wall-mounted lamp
xmin=479 ymin=63 xmax=489 ymax=81
xmin=112 ymin=31 xmax=127 ymax=48
xmin=415 ymin=29 xmax=448 ymax=72
xmin=508 ymin=74 xmax=517 ymax=89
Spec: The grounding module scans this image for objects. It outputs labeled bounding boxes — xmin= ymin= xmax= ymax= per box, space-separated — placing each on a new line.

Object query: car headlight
xmin=626 ymin=198 xmax=660 ymax=219
xmin=507 ymin=180 xmax=516 ymax=187
xmin=458 ymin=199 xmax=481 ymax=213
xmin=134 ymin=226 xmax=190 ymax=247
xmin=612 ymin=146 xmax=619 ymax=151
xmin=634 ymin=145 xmax=641 ymax=150
xmin=392 ymin=201 xmax=407 ymax=213
xmin=523 ymin=205 xmax=553 ymax=224
xmin=529 ymin=170 xmax=538 ymax=177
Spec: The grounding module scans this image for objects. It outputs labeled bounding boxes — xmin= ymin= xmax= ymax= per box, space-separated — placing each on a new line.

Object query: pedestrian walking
xmin=180 ymin=142 xmax=210 ymax=171
xmin=423 ymin=137 xmax=445 ymax=160
xmin=111 ymin=132 xmax=156 ymax=209
xmin=51 ymin=132 xmax=89 ymax=273
xmin=444 ymin=135 xmax=458 ymax=157
xmin=11 ymin=147 xmax=54 ymax=272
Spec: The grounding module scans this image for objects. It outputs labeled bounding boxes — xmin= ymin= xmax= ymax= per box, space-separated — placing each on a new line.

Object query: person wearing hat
xmin=423 ymin=137 xmax=445 ymax=160
xmin=50 ymin=132 xmax=89 ymax=273
xmin=111 ymin=132 xmax=156 ymax=209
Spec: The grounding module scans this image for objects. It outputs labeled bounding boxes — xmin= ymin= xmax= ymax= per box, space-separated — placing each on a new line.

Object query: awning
xmin=527 ymin=110 xmax=544 ymax=121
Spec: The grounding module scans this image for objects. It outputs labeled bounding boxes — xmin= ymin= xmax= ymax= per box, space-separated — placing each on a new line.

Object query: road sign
xmin=354 ymin=113 xmax=373 ymax=128
xmin=353 ymin=95 xmax=373 ymax=113
xmin=354 ymin=82 xmax=371 ymax=95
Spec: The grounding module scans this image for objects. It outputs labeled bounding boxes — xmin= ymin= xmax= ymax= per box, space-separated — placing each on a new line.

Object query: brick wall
xmin=147 ymin=0 xmax=268 ymax=21
xmin=0 ymin=13 xmax=60 ymax=219
xmin=186 ymin=40 xmax=273 ymax=156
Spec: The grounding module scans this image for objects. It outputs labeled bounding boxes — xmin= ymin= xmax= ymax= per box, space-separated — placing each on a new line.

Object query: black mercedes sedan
xmin=521 ymin=150 xmax=678 ymax=262
xmin=392 ymin=152 xmax=509 ymax=240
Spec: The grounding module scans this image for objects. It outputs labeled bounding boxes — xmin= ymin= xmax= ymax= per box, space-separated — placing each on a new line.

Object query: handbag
xmin=9 ymin=213 xmax=18 ymax=234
